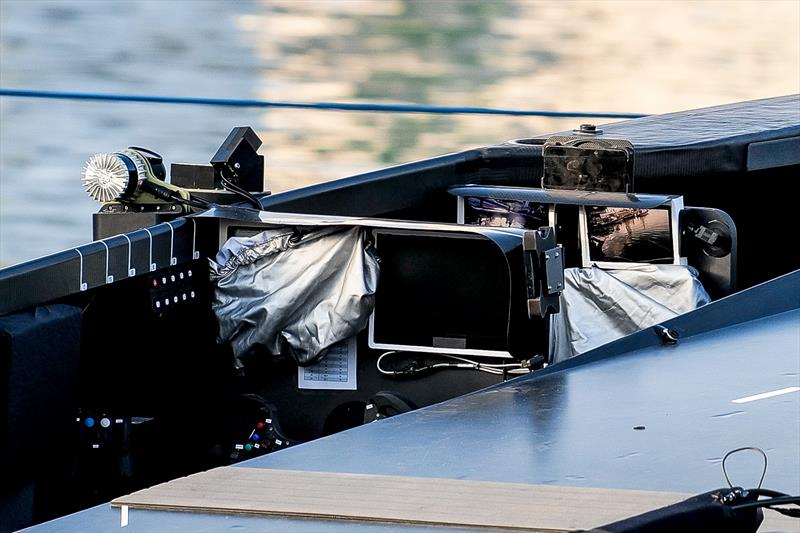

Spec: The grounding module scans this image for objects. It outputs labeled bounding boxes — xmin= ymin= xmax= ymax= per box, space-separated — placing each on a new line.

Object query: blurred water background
xmin=1 ymin=0 xmax=798 ymax=265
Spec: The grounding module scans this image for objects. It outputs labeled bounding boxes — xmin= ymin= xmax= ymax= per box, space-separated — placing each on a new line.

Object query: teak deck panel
xmin=113 ymin=467 xmax=689 ymax=531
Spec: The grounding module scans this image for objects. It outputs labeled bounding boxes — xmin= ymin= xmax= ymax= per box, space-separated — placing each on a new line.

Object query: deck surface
xmin=111 ymin=467 xmax=690 ymax=531
xmin=25 ymin=274 xmax=800 ymax=532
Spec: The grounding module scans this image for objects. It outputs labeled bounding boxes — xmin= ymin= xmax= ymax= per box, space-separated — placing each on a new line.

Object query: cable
xmin=219 ymin=174 xmax=263 ymax=210
xmin=0 ymin=88 xmax=649 ymax=119
xmin=165 ymin=188 xmax=211 ymax=210
xmin=172 ymin=192 xmax=212 ymax=210
xmin=730 ymin=495 xmax=800 ymax=517
xmin=376 ymin=351 xmax=535 ymax=378
xmin=128 ymin=160 xmax=258 ymax=211
xmin=723 ymin=447 xmax=768 ymax=490
xmin=747 ymin=488 xmax=790 ymax=499
xmin=140 ymin=181 xmax=211 ymax=211
xmin=187 ymin=194 xmax=211 ymax=208
xmin=715 ymin=448 xmax=799 ymax=519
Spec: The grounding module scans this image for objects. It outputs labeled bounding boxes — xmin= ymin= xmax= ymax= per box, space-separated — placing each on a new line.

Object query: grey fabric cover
xmin=210 ymin=226 xmax=379 ymax=368
xmin=550 ymin=265 xmax=710 ymax=363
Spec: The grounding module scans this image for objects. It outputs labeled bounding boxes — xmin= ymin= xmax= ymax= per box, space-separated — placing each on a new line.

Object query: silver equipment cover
xmin=549 ymin=265 xmax=710 ymax=364
xmin=210 ymin=226 xmax=379 ymax=367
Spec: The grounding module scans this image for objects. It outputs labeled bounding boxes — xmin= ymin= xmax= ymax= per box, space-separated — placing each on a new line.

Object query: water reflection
xmin=588 ymin=207 xmax=673 ymax=264
xmin=1 ymin=0 xmax=798 ymax=264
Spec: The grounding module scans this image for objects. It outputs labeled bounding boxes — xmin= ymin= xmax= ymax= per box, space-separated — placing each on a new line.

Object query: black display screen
xmin=371 ymin=232 xmax=511 ymax=352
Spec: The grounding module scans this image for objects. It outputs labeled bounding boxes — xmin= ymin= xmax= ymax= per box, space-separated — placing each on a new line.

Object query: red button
xmin=256 ymin=422 xmax=265 ymax=429
xmin=152 ymin=279 xmax=158 ymax=287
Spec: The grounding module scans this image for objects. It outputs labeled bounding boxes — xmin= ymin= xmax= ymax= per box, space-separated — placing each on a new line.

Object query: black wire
xmin=140 ymin=180 xmax=212 ymax=211
xmin=135 ymin=153 xmax=256 ymax=211
xmin=175 ymin=195 xmax=211 ymax=210
xmin=747 ymin=488 xmax=790 ymax=499
xmin=183 ymin=194 xmax=211 ymax=208
xmin=163 ymin=190 xmax=209 ymax=210
xmin=139 ymin=156 xmax=260 ymax=210
xmin=730 ymin=495 xmax=800 ymax=512
xmin=219 ymin=174 xmax=262 ymax=209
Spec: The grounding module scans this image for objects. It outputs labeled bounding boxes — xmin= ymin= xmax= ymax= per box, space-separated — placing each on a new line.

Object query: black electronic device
xmin=370 ymin=232 xmax=514 ymax=357
xmin=210 ymin=126 xmax=265 ymax=193
xmin=542 ymin=135 xmax=635 ymax=193
xmin=368 ymin=226 xmax=562 ymax=360
xmin=91 ymin=128 xmax=268 ymax=239
xmin=170 ymin=162 xmax=217 ymax=190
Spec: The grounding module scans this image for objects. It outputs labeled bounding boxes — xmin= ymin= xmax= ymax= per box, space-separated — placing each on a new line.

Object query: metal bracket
xmin=523 ymin=227 xmax=564 ymax=318
xmin=543 ymin=247 xmax=564 ymax=295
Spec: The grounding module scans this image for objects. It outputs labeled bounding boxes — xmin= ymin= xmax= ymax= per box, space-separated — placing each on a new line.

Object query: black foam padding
xmin=0 ymin=304 xmax=82 ymax=481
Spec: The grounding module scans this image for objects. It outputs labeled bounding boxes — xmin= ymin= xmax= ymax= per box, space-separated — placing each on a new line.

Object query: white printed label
xmin=298 ymin=337 xmax=358 ymax=390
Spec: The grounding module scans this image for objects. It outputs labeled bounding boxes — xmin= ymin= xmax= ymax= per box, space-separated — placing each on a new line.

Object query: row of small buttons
xmin=154 ymin=291 xmax=196 ymax=309
xmin=151 ymin=269 xmax=193 ymax=288
xmin=79 ymin=416 xmax=124 ymax=428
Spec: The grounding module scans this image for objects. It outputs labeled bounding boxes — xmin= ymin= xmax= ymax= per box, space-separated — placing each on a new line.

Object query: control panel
xmin=229 ymin=405 xmax=294 ymax=462
xmin=148 ymin=264 xmax=204 ymax=314
xmin=76 ymin=411 xmax=131 ymax=453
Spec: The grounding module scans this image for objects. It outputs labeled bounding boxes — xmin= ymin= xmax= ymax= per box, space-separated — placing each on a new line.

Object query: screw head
xmin=574 ymin=123 xmax=603 ymax=135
